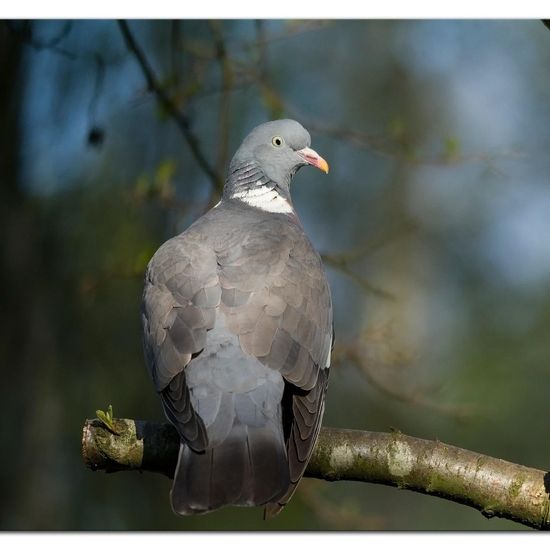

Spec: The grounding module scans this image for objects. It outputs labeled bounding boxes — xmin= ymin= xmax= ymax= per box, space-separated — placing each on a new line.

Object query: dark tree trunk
xmin=0 ymin=22 xmax=61 ymax=528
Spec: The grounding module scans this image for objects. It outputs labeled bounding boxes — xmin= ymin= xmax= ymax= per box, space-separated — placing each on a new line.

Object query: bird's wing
xmin=216 ymin=216 xmax=333 ymax=514
xmin=142 ymin=232 xmax=221 ymax=452
xmin=143 ymin=212 xmax=332 ymax=508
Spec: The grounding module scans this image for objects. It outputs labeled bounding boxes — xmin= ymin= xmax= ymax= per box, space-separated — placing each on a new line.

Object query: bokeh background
xmin=1 ymin=19 xmax=550 ymax=531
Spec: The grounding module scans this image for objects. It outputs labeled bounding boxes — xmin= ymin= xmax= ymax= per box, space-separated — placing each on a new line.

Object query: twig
xmin=253 ymin=80 xmax=519 ymax=169
xmin=254 ymin=21 xmax=268 ymax=86
xmin=237 ymin=21 xmax=334 ymax=51
xmin=321 ymin=219 xmax=417 ymax=265
xmin=86 ymin=54 xmax=105 ymax=130
xmin=209 ymin=21 xmax=232 ymax=191
xmin=305 ymin=116 xmax=521 ymax=168
xmin=117 ymin=20 xmax=223 ymax=192
xmin=82 ymin=418 xmax=550 ymax=530
xmin=338 ymin=343 xmax=475 ymax=421
xmin=322 ymin=254 xmax=395 ymax=300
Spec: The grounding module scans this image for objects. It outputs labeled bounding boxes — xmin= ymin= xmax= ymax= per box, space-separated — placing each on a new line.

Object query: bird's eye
xmin=272 ymin=136 xmax=284 ymax=147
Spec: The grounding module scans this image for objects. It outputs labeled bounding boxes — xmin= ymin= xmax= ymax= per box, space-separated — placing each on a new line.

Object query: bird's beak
xmin=297 ymin=146 xmax=329 ymax=174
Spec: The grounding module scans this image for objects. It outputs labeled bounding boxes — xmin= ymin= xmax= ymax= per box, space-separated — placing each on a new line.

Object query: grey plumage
xmin=142 ymin=119 xmax=332 ymax=516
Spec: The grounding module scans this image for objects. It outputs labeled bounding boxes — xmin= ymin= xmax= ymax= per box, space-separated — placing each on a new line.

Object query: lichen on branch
xmin=82 ymin=418 xmax=550 ymax=530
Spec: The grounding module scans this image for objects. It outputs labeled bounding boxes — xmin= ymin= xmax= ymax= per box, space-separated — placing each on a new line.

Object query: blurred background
xmin=1 ymin=19 xmax=550 ymax=531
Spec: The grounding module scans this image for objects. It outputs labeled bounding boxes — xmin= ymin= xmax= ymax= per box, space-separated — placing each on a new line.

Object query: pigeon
xmin=141 ymin=119 xmax=333 ymax=517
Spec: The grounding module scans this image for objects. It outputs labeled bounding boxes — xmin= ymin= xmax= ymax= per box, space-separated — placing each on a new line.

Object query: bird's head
xmin=223 ymin=120 xmax=328 ymax=209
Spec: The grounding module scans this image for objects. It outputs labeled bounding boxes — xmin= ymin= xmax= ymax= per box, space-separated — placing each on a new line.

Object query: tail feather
xmin=171 ymin=422 xmax=290 ymax=516
xmin=210 ymin=423 xmax=250 ymax=506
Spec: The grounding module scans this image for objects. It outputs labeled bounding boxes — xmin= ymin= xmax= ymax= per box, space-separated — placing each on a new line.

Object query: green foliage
xmin=444 ymin=136 xmax=461 ymax=162
xmin=134 ymin=159 xmax=177 ymax=203
xmin=96 ymin=404 xmax=119 ymax=434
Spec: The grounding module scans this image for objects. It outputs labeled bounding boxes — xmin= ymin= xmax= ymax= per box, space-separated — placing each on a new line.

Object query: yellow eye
xmin=272 ymin=136 xmax=284 ymax=147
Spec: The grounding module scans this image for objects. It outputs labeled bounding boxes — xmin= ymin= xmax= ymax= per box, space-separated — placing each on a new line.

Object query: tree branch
xmin=117 ymin=20 xmax=224 ymax=193
xmin=321 ymin=253 xmax=396 ymax=300
xmin=82 ymin=418 xmax=550 ymax=530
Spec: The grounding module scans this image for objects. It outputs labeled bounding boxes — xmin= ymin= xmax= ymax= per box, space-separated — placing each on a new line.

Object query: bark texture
xmin=82 ymin=418 xmax=550 ymax=530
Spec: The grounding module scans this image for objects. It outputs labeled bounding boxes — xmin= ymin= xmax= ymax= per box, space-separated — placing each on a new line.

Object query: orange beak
xmin=297 ymin=146 xmax=329 ymax=174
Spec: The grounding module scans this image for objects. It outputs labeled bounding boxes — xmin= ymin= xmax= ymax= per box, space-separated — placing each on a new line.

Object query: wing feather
xmin=142 ymin=233 xmax=220 ymax=452
xmin=215 ymin=217 xmax=332 ymax=516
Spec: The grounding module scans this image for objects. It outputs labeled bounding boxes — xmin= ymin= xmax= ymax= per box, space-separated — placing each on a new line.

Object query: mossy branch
xmin=82 ymin=418 xmax=550 ymax=530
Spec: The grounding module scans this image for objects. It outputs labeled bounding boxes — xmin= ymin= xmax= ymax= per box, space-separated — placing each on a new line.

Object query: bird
xmin=141 ymin=119 xmax=333 ymax=517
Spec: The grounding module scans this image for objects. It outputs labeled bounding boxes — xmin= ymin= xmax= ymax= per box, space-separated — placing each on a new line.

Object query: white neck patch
xmin=231 ymin=186 xmax=294 ymax=214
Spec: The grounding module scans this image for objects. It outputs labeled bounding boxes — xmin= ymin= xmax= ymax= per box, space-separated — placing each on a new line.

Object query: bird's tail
xmin=170 ymin=421 xmax=290 ymax=516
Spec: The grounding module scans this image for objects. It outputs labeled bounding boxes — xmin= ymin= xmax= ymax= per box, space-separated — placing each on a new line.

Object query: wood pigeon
xmin=141 ymin=119 xmax=333 ymax=517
